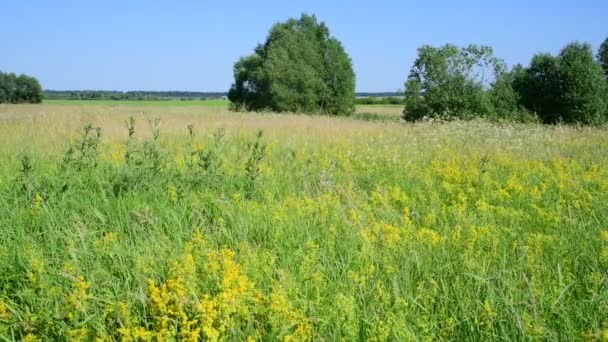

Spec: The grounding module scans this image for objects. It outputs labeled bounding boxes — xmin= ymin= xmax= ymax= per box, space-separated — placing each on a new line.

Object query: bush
xmin=228 ymin=14 xmax=356 ymax=116
xmin=0 ymin=71 xmax=43 ymax=104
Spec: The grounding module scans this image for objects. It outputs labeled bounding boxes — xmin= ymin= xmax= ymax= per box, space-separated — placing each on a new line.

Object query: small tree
xmin=228 ymin=14 xmax=355 ymax=116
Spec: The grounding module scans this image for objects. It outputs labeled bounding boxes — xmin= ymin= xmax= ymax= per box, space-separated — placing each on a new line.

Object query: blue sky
xmin=1 ymin=0 xmax=606 ymax=92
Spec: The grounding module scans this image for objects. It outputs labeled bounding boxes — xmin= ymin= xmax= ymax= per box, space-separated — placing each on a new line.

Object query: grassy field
xmin=0 ymin=103 xmax=607 ymax=341
xmin=43 ymin=100 xmax=404 ymax=119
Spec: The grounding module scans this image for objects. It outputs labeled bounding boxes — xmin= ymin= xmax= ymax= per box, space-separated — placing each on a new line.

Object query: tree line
xmin=403 ymin=41 xmax=608 ymax=124
xmin=355 ymin=96 xmax=404 ymax=105
xmin=4 ymin=13 xmax=607 ymax=125
xmin=228 ymin=14 xmax=608 ymax=125
xmin=0 ymin=71 xmax=43 ymax=104
xmin=44 ymin=90 xmax=395 ymax=102
xmin=44 ymin=90 xmax=227 ymax=101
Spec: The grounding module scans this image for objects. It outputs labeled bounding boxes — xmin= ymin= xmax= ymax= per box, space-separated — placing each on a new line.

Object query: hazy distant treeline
xmin=43 ymin=90 xmax=228 ymax=101
xmin=355 ymin=96 xmax=404 ymax=105
xmin=43 ymin=90 xmax=402 ymax=102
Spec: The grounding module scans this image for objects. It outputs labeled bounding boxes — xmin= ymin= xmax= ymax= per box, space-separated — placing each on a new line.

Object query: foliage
xmin=403 ymin=41 xmax=608 ymax=125
xmin=511 ymin=55 xmax=562 ymax=123
xmin=514 ymin=42 xmax=608 ymax=124
xmin=354 ymin=96 xmax=404 ymax=105
xmin=402 ymin=44 xmax=508 ymax=122
xmin=0 ymin=71 xmax=43 ymax=104
xmin=228 ymin=14 xmax=356 ymax=116
xmin=557 ymin=42 xmax=608 ymax=124
xmin=487 ymin=65 xmax=538 ymax=123
xmin=598 ymin=37 xmax=608 ymax=78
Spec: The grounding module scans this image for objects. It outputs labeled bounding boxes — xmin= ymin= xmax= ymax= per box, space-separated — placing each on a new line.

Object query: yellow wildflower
xmin=167 ymin=185 xmax=178 ymax=203
xmin=0 ymin=299 xmax=10 ymax=321
xmin=32 ymin=192 xmax=43 ymax=212
xmin=99 ymin=231 xmax=118 ymax=250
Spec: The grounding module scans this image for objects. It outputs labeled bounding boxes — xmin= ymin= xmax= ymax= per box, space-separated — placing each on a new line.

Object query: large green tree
xmin=512 ymin=54 xmax=563 ymax=123
xmin=558 ymin=42 xmax=607 ymax=124
xmin=0 ymin=72 xmax=17 ymax=103
xmin=402 ymin=44 xmax=504 ymax=121
xmin=514 ymin=42 xmax=607 ymax=124
xmin=228 ymin=14 xmax=355 ymax=116
xmin=0 ymin=71 xmax=43 ymax=104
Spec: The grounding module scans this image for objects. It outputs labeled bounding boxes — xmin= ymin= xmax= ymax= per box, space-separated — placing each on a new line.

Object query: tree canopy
xmin=228 ymin=14 xmax=356 ymax=116
xmin=0 ymin=71 xmax=43 ymax=104
xmin=402 ymin=41 xmax=608 ymax=125
xmin=402 ymin=44 xmax=511 ymax=121
xmin=513 ymin=42 xmax=608 ymax=124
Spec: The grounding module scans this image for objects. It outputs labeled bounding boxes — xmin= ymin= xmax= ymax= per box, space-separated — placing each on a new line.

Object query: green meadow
xmin=0 ymin=103 xmax=607 ymax=341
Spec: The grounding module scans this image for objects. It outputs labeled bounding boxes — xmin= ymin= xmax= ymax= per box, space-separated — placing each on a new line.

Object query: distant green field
xmin=43 ymin=99 xmax=230 ymax=107
xmin=41 ymin=100 xmax=404 ymax=122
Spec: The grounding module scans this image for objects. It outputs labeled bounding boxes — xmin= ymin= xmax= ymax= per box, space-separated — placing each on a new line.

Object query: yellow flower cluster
xmin=114 ymin=232 xmax=312 ymax=341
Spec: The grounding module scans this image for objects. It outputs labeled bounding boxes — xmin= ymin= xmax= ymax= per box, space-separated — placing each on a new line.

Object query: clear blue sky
xmin=1 ymin=0 xmax=606 ymax=92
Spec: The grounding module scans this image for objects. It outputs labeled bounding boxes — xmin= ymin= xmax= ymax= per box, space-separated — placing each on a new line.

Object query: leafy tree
xmin=512 ymin=54 xmax=563 ymax=123
xmin=228 ymin=14 xmax=356 ymax=116
xmin=598 ymin=37 xmax=608 ymax=78
xmin=0 ymin=71 xmax=43 ymax=104
xmin=16 ymin=74 xmax=43 ymax=103
xmin=403 ymin=44 xmax=503 ymax=121
xmin=488 ymin=64 xmax=537 ymax=122
xmin=514 ymin=42 xmax=607 ymax=124
xmin=558 ymin=42 xmax=607 ymax=124
xmin=0 ymin=73 xmax=7 ymax=103
xmin=0 ymin=72 xmax=17 ymax=103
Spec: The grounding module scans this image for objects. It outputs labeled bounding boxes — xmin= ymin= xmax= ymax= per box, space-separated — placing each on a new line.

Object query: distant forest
xmin=44 ymin=90 xmax=402 ymax=101
xmin=44 ymin=90 xmax=228 ymax=101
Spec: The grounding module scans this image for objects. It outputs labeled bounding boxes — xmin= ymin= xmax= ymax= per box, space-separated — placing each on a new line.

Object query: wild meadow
xmin=0 ymin=103 xmax=608 ymax=341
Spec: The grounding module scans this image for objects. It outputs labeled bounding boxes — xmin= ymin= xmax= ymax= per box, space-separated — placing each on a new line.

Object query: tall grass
xmin=0 ymin=104 xmax=607 ymax=340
